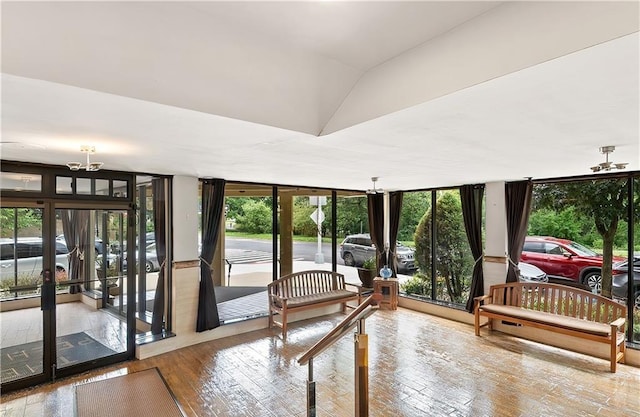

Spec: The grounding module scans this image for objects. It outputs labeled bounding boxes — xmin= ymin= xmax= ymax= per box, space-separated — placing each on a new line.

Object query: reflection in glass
xmin=0 ymin=173 xmax=42 ymax=192
xmin=95 ymin=179 xmax=110 ymax=196
xmin=76 ymin=178 xmax=92 ymax=195
xmin=56 ymin=176 xmax=73 ymax=194
xmin=113 ymin=180 xmax=128 ymax=198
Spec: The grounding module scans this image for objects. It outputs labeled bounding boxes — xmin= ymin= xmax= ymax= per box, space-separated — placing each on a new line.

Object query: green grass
xmin=225 ymin=231 xmax=334 ymax=243
xmin=591 ymin=248 xmax=634 ymax=257
xmin=225 ymin=231 xmax=418 ymax=248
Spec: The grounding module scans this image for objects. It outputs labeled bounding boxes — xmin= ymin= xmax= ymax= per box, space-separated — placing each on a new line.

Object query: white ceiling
xmin=1 ymin=1 xmax=639 ymax=191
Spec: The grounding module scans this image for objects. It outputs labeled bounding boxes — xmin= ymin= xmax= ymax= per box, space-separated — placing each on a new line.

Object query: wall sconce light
xmin=67 ymin=145 xmax=104 ymax=172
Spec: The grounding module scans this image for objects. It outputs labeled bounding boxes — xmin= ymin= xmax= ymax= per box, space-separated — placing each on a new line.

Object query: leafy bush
xmin=414 ymin=191 xmax=471 ymax=303
xmin=236 ymin=200 xmax=272 ymax=233
xmin=362 ymin=256 xmax=376 ymax=271
xmin=401 ymin=274 xmax=429 ymax=295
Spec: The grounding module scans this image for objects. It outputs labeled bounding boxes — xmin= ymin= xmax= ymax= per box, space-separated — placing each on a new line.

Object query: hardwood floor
xmin=1 ymin=307 xmax=639 ymax=416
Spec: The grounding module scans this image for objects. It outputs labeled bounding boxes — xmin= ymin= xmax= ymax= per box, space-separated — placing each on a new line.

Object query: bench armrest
xmin=610 ymin=317 xmax=626 ymax=330
xmin=345 ymin=282 xmax=368 ymax=290
xmin=474 ymin=294 xmax=492 ymax=303
xmin=269 ymin=293 xmax=288 ymax=304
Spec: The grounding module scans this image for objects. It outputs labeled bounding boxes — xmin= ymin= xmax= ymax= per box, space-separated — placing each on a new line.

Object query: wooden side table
xmin=373 ymin=277 xmax=398 ymax=310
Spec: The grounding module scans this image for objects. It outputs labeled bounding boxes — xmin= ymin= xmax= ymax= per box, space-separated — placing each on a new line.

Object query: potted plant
xmin=96 ymin=256 xmax=121 ymax=295
xmin=357 ymin=256 xmax=377 ymax=288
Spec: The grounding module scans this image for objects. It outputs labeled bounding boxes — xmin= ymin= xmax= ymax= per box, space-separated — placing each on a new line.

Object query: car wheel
xmin=583 ymin=271 xmax=601 ymax=293
xmin=634 ymin=289 xmax=640 ymax=310
xmin=343 ymin=253 xmax=355 ymax=267
xmin=145 ymin=261 xmax=154 ymax=273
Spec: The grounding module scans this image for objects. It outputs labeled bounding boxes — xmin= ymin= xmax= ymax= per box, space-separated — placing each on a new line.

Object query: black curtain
xmin=367 ymin=193 xmax=385 ymax=272
xmin=505 ymin=180 xmax=533 ymax=283
xmin=151 ymin=178 xmax=167 ymax=335
xmin=196 ymin=179 xmax=226 ymax=332
xmin=388 ymin=191 xmax=404 ymax=277
xmin=461 ymin=185 xmax=485 ymax=312
xmin=61 ymin=209 xmax=88 ymax=294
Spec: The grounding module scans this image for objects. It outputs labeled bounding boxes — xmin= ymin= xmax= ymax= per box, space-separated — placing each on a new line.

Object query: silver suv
xmin=0 ymin=238 xmax=70 ymax=285
xmin=339 ymin=233 xmax=416 ymax=273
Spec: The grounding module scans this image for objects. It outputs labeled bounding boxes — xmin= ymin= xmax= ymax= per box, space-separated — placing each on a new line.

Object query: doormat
xmin=76 ymin=367 xmax=185 ymax=417
xmin=1 ymin=332 xmax=118 ymax=384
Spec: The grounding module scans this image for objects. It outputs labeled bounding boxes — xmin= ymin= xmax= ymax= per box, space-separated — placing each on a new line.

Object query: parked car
xmin=122 ymin=243 xmax=160 ymax=273
xmin=0 ymin=238 xmax=70 ymax=284
xmin=520 ymin=236 xmax=624 ymax=292
xmin=109 ymin=232 xmax=155 ymax=255
xmin=612 ymin=255 xmax=640 ymax=309
xmin=339 ymin=233 xmax=416 ymax=273
xmin=518 ymin=262 xmax=548 ymax=283
xmin=56 ymin=234 xmax=109 ymax=256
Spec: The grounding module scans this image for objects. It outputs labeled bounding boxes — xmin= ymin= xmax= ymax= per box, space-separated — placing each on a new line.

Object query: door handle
xmin=41 ymin=268 xmax=56 ymax=311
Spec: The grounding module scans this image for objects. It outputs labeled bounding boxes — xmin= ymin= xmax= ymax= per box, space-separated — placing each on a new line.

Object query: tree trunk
xmin=596 ymin=218 xmax=618 ymax=298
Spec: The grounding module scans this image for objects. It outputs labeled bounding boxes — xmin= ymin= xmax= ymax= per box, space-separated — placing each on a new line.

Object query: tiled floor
xmin=2 ymin=307 xmax=639 ymax=417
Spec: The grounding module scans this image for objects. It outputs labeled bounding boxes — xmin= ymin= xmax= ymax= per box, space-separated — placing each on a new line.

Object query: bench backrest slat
xmin=486 ymin=282 xmax=626 ymax=324
xmin=268 ymin=270 xmax=347 ymax=298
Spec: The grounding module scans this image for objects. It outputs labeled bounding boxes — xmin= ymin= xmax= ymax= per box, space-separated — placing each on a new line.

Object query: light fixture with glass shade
xmin=67 ymin=145 xmax=104 ymax=171
xmin=590 ymin=146 xmax=627 ymax=173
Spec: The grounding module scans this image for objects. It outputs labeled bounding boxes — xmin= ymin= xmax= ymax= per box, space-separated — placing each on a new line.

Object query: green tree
xmin=226 ymin=197 xmax=272 ymax=220
xmin=335 ymin=196 xmax=369 ymax=238
xmin=414 ymin=192 xmax=471 ymax=303
xmin=398 ymin=192 xmax=430 ymax=241
xmin=534 ymin=179 xmax=639 ymax=297
xmin=293 ymin=197 xmax=318 ymax=237
xmin=528 ymin=207 xmax=588 ymax=242
xmin=236 ymin=200 xmax=272 ymax=233
xmin=0 ymin=208 xmax=42 ymax=237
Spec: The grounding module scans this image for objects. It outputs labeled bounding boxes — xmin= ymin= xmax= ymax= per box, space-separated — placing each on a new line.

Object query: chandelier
xmin=366 ymin=176 xmax=383 ymax=194
xmin=590 ymin=146 xmax=627 ymax=173
xmin=66 ymin=145 xmax=104 ymax=171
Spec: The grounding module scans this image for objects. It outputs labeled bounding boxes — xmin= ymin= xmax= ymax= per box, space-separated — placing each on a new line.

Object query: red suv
xmin=520 ymin=236 xmax=624 ymax=291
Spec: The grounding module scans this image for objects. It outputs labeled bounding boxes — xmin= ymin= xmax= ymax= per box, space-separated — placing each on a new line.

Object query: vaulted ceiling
xmin=1 ymin=1 xmax=638 ymax=191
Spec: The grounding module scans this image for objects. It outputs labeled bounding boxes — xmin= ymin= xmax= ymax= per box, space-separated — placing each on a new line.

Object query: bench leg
xmin=475 ymin=311 xmax=480 ymax=336
xmin=281 ymin=308 xmax=288 ymax=340
xmin=611 ymin=335 xmax=625 ymax=373
xmin=611 ymin=338 xmax=617 ymax=373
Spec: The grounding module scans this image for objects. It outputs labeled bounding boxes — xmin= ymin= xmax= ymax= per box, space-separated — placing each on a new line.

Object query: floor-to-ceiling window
xmin=401 ymin=189 xmax=476 ymax=307
xmin=529 ymin=174 xmax=639 ymax=345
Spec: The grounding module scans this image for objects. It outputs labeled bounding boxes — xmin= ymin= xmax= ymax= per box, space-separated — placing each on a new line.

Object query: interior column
xmin=279 ymin=193 xmax=293 ymax=277
xmin=483 ymin=181 xmax=508 ymax=292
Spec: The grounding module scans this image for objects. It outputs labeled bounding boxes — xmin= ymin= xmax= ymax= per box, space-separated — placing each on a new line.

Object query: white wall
xmin=172 ymin=176 xmax=199 ymax=262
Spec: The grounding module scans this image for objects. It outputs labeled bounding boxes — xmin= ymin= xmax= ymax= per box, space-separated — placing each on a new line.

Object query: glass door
xmin=54 ymin=207 xmax=130 ymax=374
xmin=0 ymin=205 xmax=47 ymax=387
xmin=0 ymin=204 xmax=134 ymax=392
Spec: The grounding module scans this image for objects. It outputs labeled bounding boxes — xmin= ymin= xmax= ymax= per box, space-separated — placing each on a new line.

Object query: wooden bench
xmin=267 ymin=270 xmax=360 ymax=338
xmin=474 ymin=282 xmax=627 ymax=372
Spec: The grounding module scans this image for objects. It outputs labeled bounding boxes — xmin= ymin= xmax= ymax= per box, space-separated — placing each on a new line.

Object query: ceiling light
xmin=366 ymin=176 xmax=383 ymax=194
xmin=590 ymin=146 xmax=627 ymax=173
xmin=67 ymin=145 xmax=104 ymax=172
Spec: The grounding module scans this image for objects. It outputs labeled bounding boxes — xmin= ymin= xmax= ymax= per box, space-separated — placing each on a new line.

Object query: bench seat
xmin=274 ymin=289 xmax=358 ymax=309
xmin=480 ymin=304 xmax=612 ymax=337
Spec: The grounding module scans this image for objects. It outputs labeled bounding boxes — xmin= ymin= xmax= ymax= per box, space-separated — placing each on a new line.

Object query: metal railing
xmin=297 ymin=293 xmax=382 ymax=417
